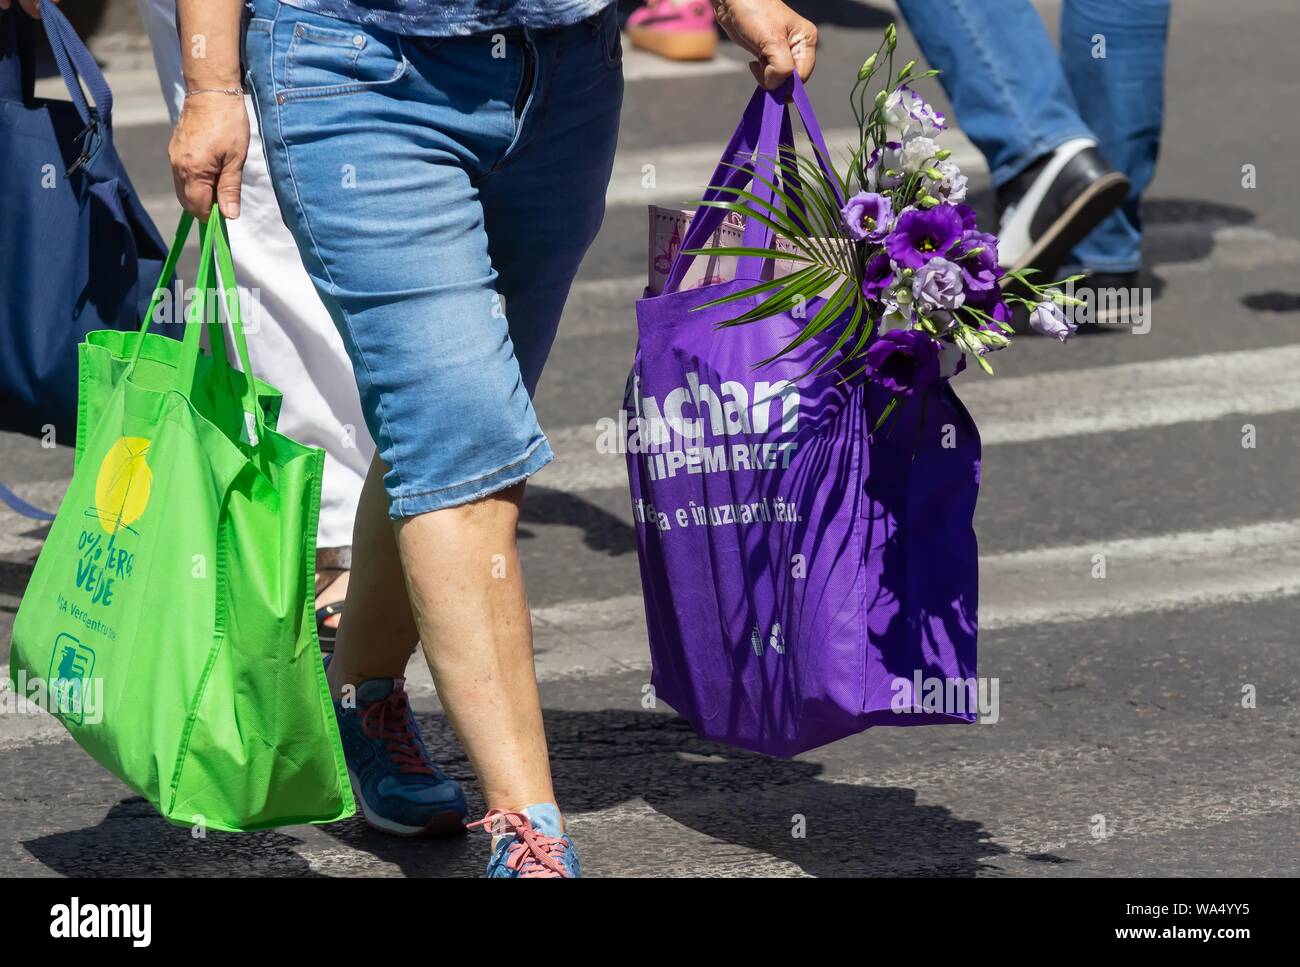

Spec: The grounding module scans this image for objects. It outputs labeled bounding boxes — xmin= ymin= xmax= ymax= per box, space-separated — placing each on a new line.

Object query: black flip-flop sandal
xmin=314 ymin=550 xmax=351 ymax=653
xmin=316 ymin=600 xmax=344 ymax=652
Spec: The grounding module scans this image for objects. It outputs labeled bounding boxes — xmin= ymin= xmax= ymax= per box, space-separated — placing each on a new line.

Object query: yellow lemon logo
xmin=93 ymin=437 xmax=153 ymax=534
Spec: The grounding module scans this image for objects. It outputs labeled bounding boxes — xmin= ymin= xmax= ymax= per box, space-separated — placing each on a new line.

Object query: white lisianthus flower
xmin=934 ymin=159 xmax=968 ymax=202
xmin=867 ymin=142 xmax=906 ymax=190
xmin=881 ymin=89 xmax=913 ymax=133
xmin=882 ymin=86 xmax=946 ymax=140
xmin=880 ymin=298 xmax=913 ymax=331
xmin=901 ymin=137 xmax=939 ymax=175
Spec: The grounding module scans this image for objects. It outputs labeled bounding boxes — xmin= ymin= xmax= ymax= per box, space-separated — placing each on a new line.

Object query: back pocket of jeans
xmin=282 ymin=20 xmax=404 ymax=96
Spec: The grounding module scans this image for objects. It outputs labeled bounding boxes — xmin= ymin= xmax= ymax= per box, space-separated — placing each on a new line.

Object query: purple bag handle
xmin=663 ymin=74 xmax=843 ymax=294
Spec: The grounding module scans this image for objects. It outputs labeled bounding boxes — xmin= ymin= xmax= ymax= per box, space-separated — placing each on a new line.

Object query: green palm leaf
xmin=683 ymin=145 xmax=874 ymax=374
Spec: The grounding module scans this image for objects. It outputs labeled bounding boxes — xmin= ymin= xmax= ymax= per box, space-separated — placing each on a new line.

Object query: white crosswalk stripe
xmin=529 ymin=343 xmax=1300 ymax=493
xmin=144 ymin=128 xmax=985 ymax=221
xmin=379 ymin=516 xmax=1300 ymax=696
xmin=6 ymin=342 xmax=1300 ymax=551
xmin=9 ymin=511 xmax=1297 ymax=740
xmin=608 ymin=126 xmax=981 ymax=207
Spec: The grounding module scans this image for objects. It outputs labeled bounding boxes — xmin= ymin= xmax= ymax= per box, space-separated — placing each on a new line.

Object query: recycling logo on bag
xmin=47 ymin=632 xmax=96 ymax=726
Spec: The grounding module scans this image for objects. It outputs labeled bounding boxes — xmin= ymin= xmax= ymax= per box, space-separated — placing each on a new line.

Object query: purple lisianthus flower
xmin=953 ymin=203 xmax=979 ymax=231
xmin=863 ymin=328 xmax=942 ymax=397
xmin=841 ymin=192 xmax=894 ymax=242
xmin=861 ymin=250 xmax=895 ymax=299
xmin=1029 ymin=300 xmax=1078 ymax=342
xmin=912 ymin=257 xmax=966 ymax=319
xmin=948 ymin=229 xmax=1002 ymax=305
xmin=884 ymin=205 xmax=964 ymax=271
xmin=985 ymin=300 xmax=1013 ymax=331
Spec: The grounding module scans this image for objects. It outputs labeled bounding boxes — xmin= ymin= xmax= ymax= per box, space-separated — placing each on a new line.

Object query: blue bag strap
xmin=37 ymin=0 xmax=113 ymax=129
xmin=0 ymin=480 xmax=55 ymax=521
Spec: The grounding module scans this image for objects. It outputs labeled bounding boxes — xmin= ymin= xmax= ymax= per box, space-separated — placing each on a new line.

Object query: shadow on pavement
xmin=19 ymin=707 xmax=1051 ymax=877
xmin=349 ymin=708 xmax=1030 ymax=877
xmin=1241 ymin=291 xmax=1300 ymax=314
xmin=519 ymin=488 xmax=637 ymax=555
xmin=23 ymin=796 xmax=324 ymax=878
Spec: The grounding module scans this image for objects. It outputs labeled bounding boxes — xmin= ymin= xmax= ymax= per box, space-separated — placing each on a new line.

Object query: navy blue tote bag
xmin=0 ymin=0 xmax=166 ymax=441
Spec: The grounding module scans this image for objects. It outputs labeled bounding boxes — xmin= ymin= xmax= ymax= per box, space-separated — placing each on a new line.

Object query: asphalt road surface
xmin=2 ymin=0 xmax=1298 ymax=877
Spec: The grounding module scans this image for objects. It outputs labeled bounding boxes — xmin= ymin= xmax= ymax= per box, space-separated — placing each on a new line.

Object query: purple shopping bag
xmin=625 ymin=77 xmax=981 ymax=757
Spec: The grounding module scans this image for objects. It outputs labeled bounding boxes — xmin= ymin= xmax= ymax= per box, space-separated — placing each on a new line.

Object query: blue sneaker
xmin=470 ymin=804 xmax=581 ymax=878
xmin=329 ymin=662 xmax=467 ymax=837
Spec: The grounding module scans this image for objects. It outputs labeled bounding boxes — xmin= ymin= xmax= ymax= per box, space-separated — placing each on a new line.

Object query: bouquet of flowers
xmin=687 ymin=25 xmax=1081 ymax=428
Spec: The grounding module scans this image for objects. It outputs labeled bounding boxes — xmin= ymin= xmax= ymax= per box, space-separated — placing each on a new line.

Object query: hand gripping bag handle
xmin=663 ymin=74 xmax=844 ymax=294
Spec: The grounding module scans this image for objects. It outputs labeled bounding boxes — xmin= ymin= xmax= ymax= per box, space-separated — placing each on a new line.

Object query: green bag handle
xmin=132 ymin=211 xmax=226 ymax=371
xmin=208 ymin=211 xmax=268 ymax=451
xmin=127 ymin=207 xmax=268 ymax=458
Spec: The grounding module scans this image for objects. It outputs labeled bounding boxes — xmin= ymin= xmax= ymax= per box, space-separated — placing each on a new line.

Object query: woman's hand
xmin=171 ymin=0 xmax=248 ymax=219
xmin=713 ymin=0 xmax=818 ymax=90
xmin=168 ymin=93 xmax=249 ymax=220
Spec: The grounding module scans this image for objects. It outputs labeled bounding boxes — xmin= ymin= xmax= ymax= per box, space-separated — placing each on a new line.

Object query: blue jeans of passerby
xmin=243 ymin=0 xmax=622 ymax=517
xmin=896 ymin=0 xmax=1170 ymax=272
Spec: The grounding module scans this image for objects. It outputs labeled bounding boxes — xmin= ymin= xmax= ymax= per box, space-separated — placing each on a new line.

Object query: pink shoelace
xmin=360 ymin=686 xmax=435 ymax=776
xmin=468 ymin=810 xmax=571 ymax=878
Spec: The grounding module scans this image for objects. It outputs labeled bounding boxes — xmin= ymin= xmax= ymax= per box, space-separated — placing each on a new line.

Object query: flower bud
xmin=898 ymin=59 xmax=916 ymax=80
xmin=935 ymin=149 xmax=952 ymax=161
xmin=858 ymin=53 xmax=877 ymax=80
xmin=885 ymin=24 xmax=897 ymax=50
xmin=922 ymin=167 xmax=943 ymax=180
xmin=917 ymin=195 xmax=940 ymax=209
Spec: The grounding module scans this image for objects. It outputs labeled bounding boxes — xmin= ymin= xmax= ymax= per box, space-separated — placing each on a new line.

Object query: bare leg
xmin=327 ymin=453 xmax=556 ymax=816
xmin=396 ymin=479 xmax=556 ymax=814
xmin=326 ymin=456 xmax=418 ymax=689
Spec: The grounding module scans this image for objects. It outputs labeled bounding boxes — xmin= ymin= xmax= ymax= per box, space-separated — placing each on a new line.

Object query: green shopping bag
xmin=11 ymin=210 xmax=354 ymax=832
